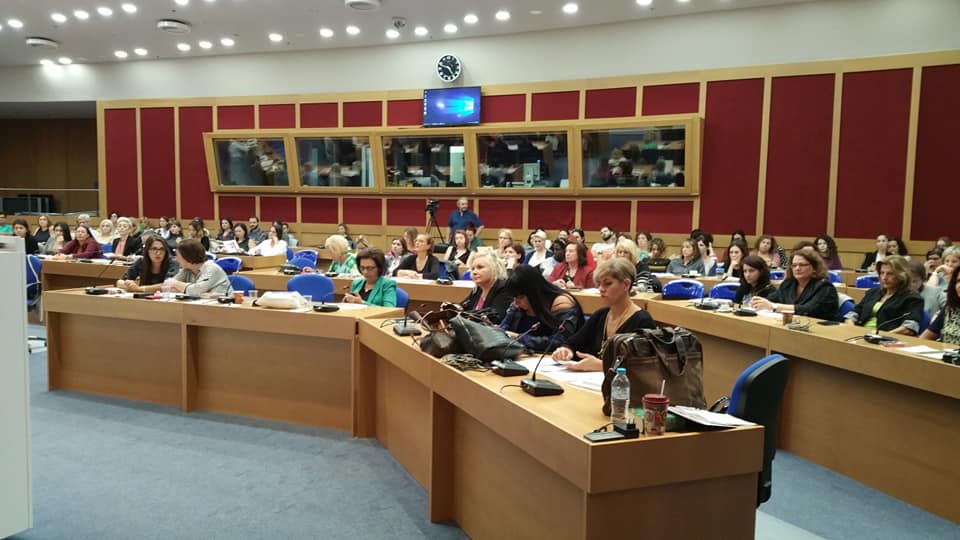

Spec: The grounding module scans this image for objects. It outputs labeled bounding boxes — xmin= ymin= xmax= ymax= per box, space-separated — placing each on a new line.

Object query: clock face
xmin=436 ymin=54 xmax=462 ymax=82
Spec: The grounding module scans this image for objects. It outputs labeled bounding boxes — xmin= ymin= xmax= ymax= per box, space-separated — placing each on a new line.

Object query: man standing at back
xmin=448 ymin=197 xmax=484 ymax=245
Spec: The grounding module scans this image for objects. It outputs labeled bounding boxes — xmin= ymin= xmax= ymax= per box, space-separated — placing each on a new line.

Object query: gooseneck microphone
xmin=393 ymin=303 xmax=428 ymax=336
xmin=491 ymin=322 xmax=540 ymax=377
xmin=521 ymin=323 xmax=566 ymax=396
xmin=876 ymin=311 xmax=913 ymax=332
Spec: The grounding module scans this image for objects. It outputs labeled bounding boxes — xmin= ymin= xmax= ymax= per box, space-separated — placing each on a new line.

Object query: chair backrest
xmin=460 ymin=270 xmax=472 ymax=281
xmin=216 ymin=256 xmax=243 ymax=274
xmin=286 ymin=247 xmax=294 ymax=262
xmin=837 ymin=298 xmax=855 ymax=320
xmin=728 ymin=353 xmax=790 ymax=506
xmin=26 ymin=255 xmax=42 ymax=302
xmin=205 ymin=252 xmax=216 ymax=261
xmin=827 ymin=270 xmax=842 ymax=284
xmin=661 ymin=278 xmax=704 ymax=300
xmin=290 ymin=257 xmax=317 ymax=270
xmin=101 ymin=242 xmax=113 ymax=254
xmin=294 ymin=249 xmax=319 ymax=264
xmin=708 ymin=282 xmax=739 ymax=301
xmin=228 ymin=274 xmax=255 ymax=292
xmin=769 ymin=270 xmax=785 ymax=281
xmin=287 ymin=274 xmax=335 ymax=302
xmin=395 ymin=287 xmax=409 ymax=309
xmin=855 ymin=274 xmax=880 ymax=289
xmin=919 ymin=309 xmax=931 ymax=333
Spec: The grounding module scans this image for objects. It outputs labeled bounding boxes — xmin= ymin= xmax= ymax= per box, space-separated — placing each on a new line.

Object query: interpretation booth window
xmin=382 ymin=134 xmax=466 ymax=189
xmin=581 ymin=125 xmax=687 ymax=189
xmin=295 ymin=136 xmax=374 ymax=188
xmin=476 ymin=131 xmax=569 ymax=189
xmin=212 ymin=137 xmax=290 ymax=187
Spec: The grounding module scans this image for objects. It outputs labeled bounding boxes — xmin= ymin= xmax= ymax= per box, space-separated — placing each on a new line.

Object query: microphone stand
xmin=491 ymin=322 xmax=540 ymax=377
xmin=521 ymin=323 xmax=566 ymax=396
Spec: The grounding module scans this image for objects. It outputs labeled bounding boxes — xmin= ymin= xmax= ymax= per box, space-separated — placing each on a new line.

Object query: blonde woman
xmin=325 ymin=234 xmax=358 ymax=275
xmin=98 ymin=219 xmax=116 ymax=244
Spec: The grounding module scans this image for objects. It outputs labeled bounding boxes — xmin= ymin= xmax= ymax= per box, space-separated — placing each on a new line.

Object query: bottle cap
xmin=616 ymin=367 xmax=626 ymax=375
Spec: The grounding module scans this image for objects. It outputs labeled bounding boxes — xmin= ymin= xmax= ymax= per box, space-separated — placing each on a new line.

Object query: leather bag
xmin=417 ymin=310 xmax=463 ymax=358
xmin=601 ymin=327 xmax=706 ymax=416
xmin=447 ymin=314 xmax=523 ymax=362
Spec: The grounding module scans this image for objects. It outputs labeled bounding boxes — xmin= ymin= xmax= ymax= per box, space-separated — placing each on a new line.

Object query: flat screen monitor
xmin=423 ymin=87 xmax=481 ymax=127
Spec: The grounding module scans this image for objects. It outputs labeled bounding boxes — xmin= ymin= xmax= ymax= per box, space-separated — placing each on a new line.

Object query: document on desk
xmin=668 ymin=406 xmax=756 ymax=428
xmin=900 ymin=345 xmax=945 ymax=359
xmin=514 ymin=358 xmax=605 ymax=392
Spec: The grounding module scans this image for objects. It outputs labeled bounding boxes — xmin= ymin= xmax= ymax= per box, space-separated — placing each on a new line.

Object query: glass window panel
xmin=476 ymin=132 xmax=569 ymax=189
xmin=581 ymin=125 xmax=686 ymax=188
xmin=214 ymin=138 xmax=289 ymax=186
xmin=383 ymin=134 xmax=466 ymax=189
xmin=296 ymin=136 xmax=373 ymax=188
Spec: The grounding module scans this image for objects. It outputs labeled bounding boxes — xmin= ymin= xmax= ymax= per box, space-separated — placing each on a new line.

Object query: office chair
xmin=287 ymin=274 xmax=334 ymax=303
xmin=289 ymin=256 xmax=317 ymax=271
xmin=827 ymin=270 xmax=842 ymax=284
xmin=295 ymin=249 xmax=319 ymax=264
xmin=26 ymin=255 xmax=46 ymax=352
xmin=228 ymin=274 xmax=255 ymax=293
xmin=919 ymin=310 xmax=931 ymax=333
xmin=395 ymin=287 xmax=409 ymax=309
xmin=101 ymin=243 xmax=113 ymax=254
xmin=460 ymin=270 xmax=472 ymax=281
xmin=837 ymin=298 xmax=855 ymax=321
xmin=205 ymin=252 xmax=216 ymax=261
xmin=710 ymin=354 xmax=790 ymax=506
xmin=661 ymin=279 xmax=704 ymax=300
xmin=855 ymin=274 xmax=880 ymax=289
xmin=286 ymin=247 xmax=294 ymax=262
xmin=769 ymin=270 xmax=785 ymax=281
xmin=216 ymin=256 xmax=243 ymax=274
xmin=708 ymin=282 xmax=739 ymax=301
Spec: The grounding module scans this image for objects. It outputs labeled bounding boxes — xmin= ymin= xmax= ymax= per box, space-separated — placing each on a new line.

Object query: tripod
xmin=426 ymin=209 xmax=447 ymax=250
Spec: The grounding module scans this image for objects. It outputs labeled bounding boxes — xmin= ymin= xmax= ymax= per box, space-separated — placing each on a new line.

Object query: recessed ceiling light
xmin=563 ymin=3 xmax=579 ymax=14
xmin=463 ymin=14 xmax=478 ymax=24
xmin=175 ymin=0 xmax=189 ymax=5
xmin=97 ymin=7 xmax=113 ymax=16
xmin=268 ymin=32 xmax=283 ymax=42
xmin=345 ymin=25 xmax=360 ymax=35
xmin=198 ymin=40 xmax=212 ymax=49
xmin=51 ymin=13 xmax=68 ymax=23
xmin=636 ymin=0 xmax=653 ymax=5
xmin=677 ymin=0 xmax=690 ymax=2
xmin=58 ymin=57 xmax=72 ymax=64
xmin=121 ymin=3 xmax=138 ymax=13
xmin=74 ymin=10 xmax=90 ymax=20
xmin=414 ymin=26 xmax=428 ymax=36
xmin=133 ymin=47 xmax=148 ymax=56
xmin=40 ymin=59 xmax=54 ymax=66
xmin=443 ymin=23 xmax=457 ymax=33
xmin=7 ymin=18 xmax=24 ymax=28
xmin=220 ymin=37 xmax=234 ymax=46
xmin=385 ymin=28 xmax=399 ymax=39
xmin=177 ymin=42 xmax=191 ymax=51
xmin=114 ymin=50 xmax=128 ymax=59
xmin=495 ymin=10 xmax=510 ymax=21
xmin=319 ymin=27 xmax=333 ymax=38
xmin=530 ymin=10 xmax=542 ymax=15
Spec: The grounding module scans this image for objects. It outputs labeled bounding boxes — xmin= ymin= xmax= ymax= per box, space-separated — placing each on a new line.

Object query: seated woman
xmin=525 ymin=230 xmax=555 ymax=278
xmin=500 ymin=264 xmax=584 ymax=351
xmin=548 ymin=241 xmax=594 ymax=289
xmin=116 ymin=235 xmax=180 ymax=293
xmin=722 ymin=240 xmax=748 ymax=280
xmin=247 ymin=223 xmax=288 ymax=257
xmin=645 ymin=237 xmax=671 ymax=273
xmin=110 ymin=217 xmax=143 ymax=259
xmin=908 ymin=260 xmax=945 ymax=318
xmin=666 ymin=238 xmax=706 ymax=275
xmin=814 ymin=234 xmax=843 ymax=270
xmin=443 ymin=229 xmax=471 ymax=276
xmin=503 ymin=242 xmax=526 ymax=272
xmin=887 ymin=236 xmax=909 ymax=260
xmin=33 ymin=214 xmax=52 ymax=245
xmin=337 ymin=223 xmax=356 ymax=250
xmin=55 ymin=225 xmax=103 ymax=259
xmin=343 ymin=248 xmax=397 ymax=307
xmin=97 ymin=219 xmax=116 ymax=244
xmin=12 ymin=219 xmax=39 ymax=255
xmin=614 ymin=237 xmax=661 ymax=293
xmin=720 ymin=229 xmax=747 ymax=265
xmin=552 ymin=258 xmax=657 ymax=371
xmin=859 ymin=233 xmax=889 ymax=271
xmin=495 ymin=228 xmax=514 ymax=260
xmin=926 ymin=246 xmax=960 ymax=291
xmin=921 ymin=265 xmax=960 ymax=346
xmin=281 ymin=222 xmax=298 ymax=247
xmin=844 ymin=256 xmax=923 ymax=335
xmin=187 ymin=219 xmax=210 ymax=252
xmin=227 ymin=223 xmax=250 ymax=253
xmin=457 ymin=251 xmax=513 ymax=324
xmin=41 ymin=221 xmax=71 ymax=255
xmin=734 ymin=255 xmax=777 ymax=305
xmin=164 ymin=219 xmax=183 ymax=251
xmin=326 ymin=234 xmax=358 ymax=275
xmin=751 ymin=247 xmax=839 ymax=320
xmin=751 ymin=234 xmax=782 ymax=269
xmin=634 ymin=231 xmax=653 ymax=262
xmin=216 ymin=218 xmax=234 ymax=242
xmin=163 ymin=239 xmax=232 ymax=296
xmin=385 ymin=236 xmax=410 ymax=276
xmin=394 ymin=234 xmax=440 ymax=280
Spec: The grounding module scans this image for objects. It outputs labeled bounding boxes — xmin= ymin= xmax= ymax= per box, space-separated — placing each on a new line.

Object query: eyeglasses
xmin=498 ymin=236 xmax=510 ymax=240
xmin=358 ymin=265 xmax=378 ymax=271
xmin=791 ymin=262 xmax=811 ymax=268
xmin=148 ymin=247 xmax=166 ymax=253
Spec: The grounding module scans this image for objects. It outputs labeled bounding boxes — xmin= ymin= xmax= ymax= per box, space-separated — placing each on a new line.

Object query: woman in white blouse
xmin=526 ymin=231 xmax=556 ymax=278
xmin=247 ymin=224 xmax=288 ymax=257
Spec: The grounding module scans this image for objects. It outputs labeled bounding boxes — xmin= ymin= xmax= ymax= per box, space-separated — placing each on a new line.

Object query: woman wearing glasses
xmin=343 ymin=248 xmax=397 ymax=307
xmin=116 ymin=235 xmax=180 ymax=293
xmin=751 ymin=247 xmax=839 ymax=320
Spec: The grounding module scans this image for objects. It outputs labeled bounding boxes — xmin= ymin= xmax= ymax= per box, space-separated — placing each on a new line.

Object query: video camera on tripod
xmin=425 ymin=199 xmax=440 ymax=215
xmin=424 ymin=199 xmax=448 ymax=254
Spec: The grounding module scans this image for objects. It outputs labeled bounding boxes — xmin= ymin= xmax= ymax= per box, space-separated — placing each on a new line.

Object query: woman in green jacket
xmin=343 ymin=247 xmax=398 ymax=307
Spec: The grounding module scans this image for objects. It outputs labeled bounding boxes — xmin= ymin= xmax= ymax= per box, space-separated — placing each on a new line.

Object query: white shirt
xmin=248 ymin=239 xmax=287 ymax=257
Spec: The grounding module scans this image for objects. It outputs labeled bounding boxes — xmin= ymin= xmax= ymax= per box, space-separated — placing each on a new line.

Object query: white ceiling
xmin=0 ymin=0 xmax=811 ymax=67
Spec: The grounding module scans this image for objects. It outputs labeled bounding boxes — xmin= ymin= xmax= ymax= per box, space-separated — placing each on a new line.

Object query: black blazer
xmin=734 ymin=282 xmax=777 ymax=305
xmin=769 ymin=277 xmax=839 ymax=320
xmin=112 ymin=235 xmax=143 ymax=257
xmin=849 ymin=287 xmax=924 ymax=333
xmin=459 ymin=278 xmax=513 ymax=325
xmin=859 ymin=252 xmax=880 ymax=271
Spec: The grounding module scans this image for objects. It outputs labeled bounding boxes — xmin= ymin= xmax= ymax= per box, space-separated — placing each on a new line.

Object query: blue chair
xmin=919 ymin=310 xmax=931 ymax=333
xmin=395 ymin=287 xmax=409 ymax=309
xmin=294 ymin=250 xmax=319 ymax=265
xmin=228 ymin=274 xmax=255 ymax=293
xmin=205 ymin=252 xmax=216 ymax=261
xmin=26 ymin=255 xmax=43 ymax=312
xmin=286 ymin=247 xmax=294 ymax=262
xmin=437 ymin=262 xmax=448 ymax=280
xmin=837 ymin=298 xmax=855 ymax=320
xmin=662 ymin=279 xmax=704 ymax=300
xmin=287 ymin=274 xmax=335 ymax=302
xmin=827 ymin=270 xmax=842 ymax=284
xmin=216 ymin=256 xmax=243 ymax=274
xmin=711 ymin=354 xmax=790 ymax=506
xmin=101 ymin=243 xmax=113 ymax=254
xmin=855 ymin=274 xmax=880 ymax=289
xmin=709 ymin=282 xmax=739 ymax=301
xmin=290 ymin=257 xmax=317 ymax=271
xmin=460 ymin=270 xmax=472 ymax=281
xmin=769 ymin=270 xmax=785 ymax=281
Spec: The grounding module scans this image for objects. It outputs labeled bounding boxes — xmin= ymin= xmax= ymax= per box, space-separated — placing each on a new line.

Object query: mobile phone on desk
xmin=584 ymin=431 xmax=625 ymax=443
xmin=817 ymin=320 xmax=840 ymax=326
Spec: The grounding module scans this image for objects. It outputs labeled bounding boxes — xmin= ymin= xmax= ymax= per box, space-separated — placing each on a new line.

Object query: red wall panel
xmin=342 ymin=197 xmax=382 ymax=225
xmin=763 ymin=74 xmax=835 ymax=236
xmin=178 ymin=106 xmax=215 ymax=219
xmin=301 ymin=197 xmax=338 ymax=223
xmin=139 ymin=107 xmax=177 ymax=218
xmin=218 ymin=196 xmax=256 ymax=222
xmin=642 ymin=83 xmax=700 ymax=115
xmin=300 ymin=103 xmax=338 ymax=128
xmin=217 ymin=105 xmax=255 ymax=129
xmin=343 ymin=101 xmax=383 ymax=127
xmin=528 ymin=200 xmax=576 ymax=231
xmin=581 ymin=201 xmax=631 ymax=233
xmin=636 ymin=201 xmax=694 ymax=234
xmin=912 ymin=64 xmax=960 ymax=240
xmin=478 ymin=199 xmax=522 ymax=229
xmin=531 ymin=91 xmax=579 ymax=121
xmin=835 ymin=69 xmax=912 ymax=238
xmin=387 ymin=99 xmax=423 ymax=126
xmin=386 ymin=199 xmax=426 ymax=226
xmin=481 ymin=94 xmax=525 ymax=123
xmin=259 ymin=196 xmax=298 ymax=223
xmin=585 ymin=87 xmax=637 ymax=119
xmin=699 ymin=78 xmax=765 ymax=235
xmin=259 ymin=104 xmax=296 ymax=129
xmin=104 ymin=108 xmax=139 ymax=217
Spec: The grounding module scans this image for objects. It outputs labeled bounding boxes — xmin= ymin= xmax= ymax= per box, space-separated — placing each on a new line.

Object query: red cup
xmin=642 ymin=393 xmax=670 ymax=436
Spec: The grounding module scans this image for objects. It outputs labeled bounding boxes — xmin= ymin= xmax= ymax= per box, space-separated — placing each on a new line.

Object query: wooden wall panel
xmin=387 ymin=99 xmax=423 ymax=126
xmin=528 ymin=200 xmax=576 ymax=231
xmin=259 ymin=196 xmax=298 ymax=224
xmin=259 ymin=104 xmax=296 ymax=129
xmin=178 ymin=106 xmax=216 ymax=219
xmin=343 ymin=101 xmax=383 ymax=127
xmin=104 ymin=108 xmax=139 ymax=217
xmin=301 ymin=197 xmax=339 ymax=223
xmin=300 ymin=103 xmax=338 ymax=128
xmin=531 ymin=91 xmax=579 ymax=121
xmin=476 ymin=199 xmax=522 ymax=230
xmin=581 ymin=201 xmax=631 ymax=233
xmin=342 ymin=197 xmax=382 ymax=225
xmin=217 ymin=105 xmax=255 ymax=129
xmin=635 ymin=201 xmax=694 ymax=234
xmin=584 ymin=87 xmax=637 ymax=119
xmin=480 ymin=94 xmax=525 ymax=123
xmin=642 ymin=83 xmax=700 ymax=115
xmin=140 ymin=107 xmax=177 ymax=218
xmin=218 ymin=196 xmax=256 ymax=221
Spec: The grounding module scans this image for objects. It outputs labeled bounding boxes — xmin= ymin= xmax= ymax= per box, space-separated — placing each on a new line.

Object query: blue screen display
xmin=422 ymin=87 xmax=481 ymax=127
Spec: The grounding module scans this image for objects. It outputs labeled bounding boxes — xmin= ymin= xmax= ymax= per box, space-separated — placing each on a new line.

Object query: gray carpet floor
xmin=10 ymin=326 xmax=959 ymax=539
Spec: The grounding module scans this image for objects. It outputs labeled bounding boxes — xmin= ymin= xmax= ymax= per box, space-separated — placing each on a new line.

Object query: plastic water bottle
xmin=610 ymin=367 xmax=631 ymax=424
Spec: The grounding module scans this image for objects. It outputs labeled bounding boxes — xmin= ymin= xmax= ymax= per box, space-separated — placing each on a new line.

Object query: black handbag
xmin=416 ymin=310 xmax=463 ymax=358
xmin=448 ymin=314 xmax=523 ymax=362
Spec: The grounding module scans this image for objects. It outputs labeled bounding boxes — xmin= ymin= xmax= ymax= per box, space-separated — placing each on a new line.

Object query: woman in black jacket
xmin=844 ymin=256 xmax=923 ymax=335
xmin=456 ymin=251 xmax=513 ymax=324
xmin=751 ymin=247 xmax=839 ymax=320
xmin=499 ymin=265 xmax=584 ymax=352
xmin=734 ymin=255 xmax=777 ymax=305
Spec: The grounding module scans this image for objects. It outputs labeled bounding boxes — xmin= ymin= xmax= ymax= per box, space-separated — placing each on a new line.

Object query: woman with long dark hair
xmin=55 ymin=224 xmax=102 ymax=259
xmin=815 ymin=234 xmax=843 ymax=270
xmin=921 ymin=262 xmax=960 ymax=345
xmin=500 ymin=265 xmax=584 ymax=352
xmin=12 ymin=219 xmax=39 ymax=255
xmin=41 ymin=222 xmax=71 ymax=255
xmin=734 ymin=255 xmax=776 ymax=305
xmin=116 ymin=235 xmax=180 ymax=293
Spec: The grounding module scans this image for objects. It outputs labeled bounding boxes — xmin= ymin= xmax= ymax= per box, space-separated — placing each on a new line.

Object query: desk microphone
xmin=491 ymin=322 xmax=540 ymax=377
xmin=521 ymin=323 xmax=566 ymax=397
xmin=393 ymin=303 xmax=428 ymax=336
xmin=876 ymin=311 xmax=913 ymax=332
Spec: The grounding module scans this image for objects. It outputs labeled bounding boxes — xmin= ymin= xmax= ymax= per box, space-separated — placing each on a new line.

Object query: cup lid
xmin=642 ymin=393 xmax=669 ymax=404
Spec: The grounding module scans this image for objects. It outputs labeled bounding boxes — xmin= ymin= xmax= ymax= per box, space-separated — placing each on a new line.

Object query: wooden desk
xmin=44 ymin=289 xmax=401 ymax=430
xmin=41 ymin=259 xmax=129 ymax=291
xmin=216 ymin=252 xmax=285 ymax=269
xmin=357 ymin=320 xmax=764 ymax=539
xmin=644 ymin=298 xmax=960 ymax=523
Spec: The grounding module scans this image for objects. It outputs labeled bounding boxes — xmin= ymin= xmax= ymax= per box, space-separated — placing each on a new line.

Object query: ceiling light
xmin=220 ymin=37 xmax=234 ymax=46
xmin=58 ymin=57 xmax=72 ymax=64
xmin=177 ymin=42 xmax=191 ymax=51
xmin=319 ymin=27 xmax=333 ymax=38
xmin=51 ymin=13 xmax=68 ymax=23
xmin=563 ymin=3 xmax=579 ymax=14
xmin=677 ymin=0 xmax=690 ymax=2
xmin=463 ymin=14 xmax=478 ymax=24
xmin=414 ymin=26 xmax=428 ymax=36
xmin=133 ymin=47 xmax=148 ymax=56
xmin=198 ymin=40 xmax=212 ymax=49
xmin=7 ymin=18 xmax=24 ymax=29
xmin=385 ymin=28 xmax=399 ymax=39
xmin=26 ymin=37 xmax=60 ymax=49
xmin=345 ymin=25 xmax=360 ymax=35
xmin=121 ymin=3 xmax=138 ymax=13
xmin=269 ymin=33 xmax=283 ymax=42
xmin=40 ymin=59 xmax=54 ymax=66
xmin=495 ymin=10 xmax=510 ymax=21
xmin=114 ymin=50 xmax=128 ymax=58
xmin=443 ymin=23 xmax=457 ymax=33
xmin=530 ymin=10 xmax=542 ymax=15
xmin=175 ymin=0 xmax=189 ymax=5
xmin=97 ymin=7 xmax=113 ymax=16
xmin=74 ymin=10 xmax=90 ymax=20
xmin=637 ymin=0 xmax=653 ymax=5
